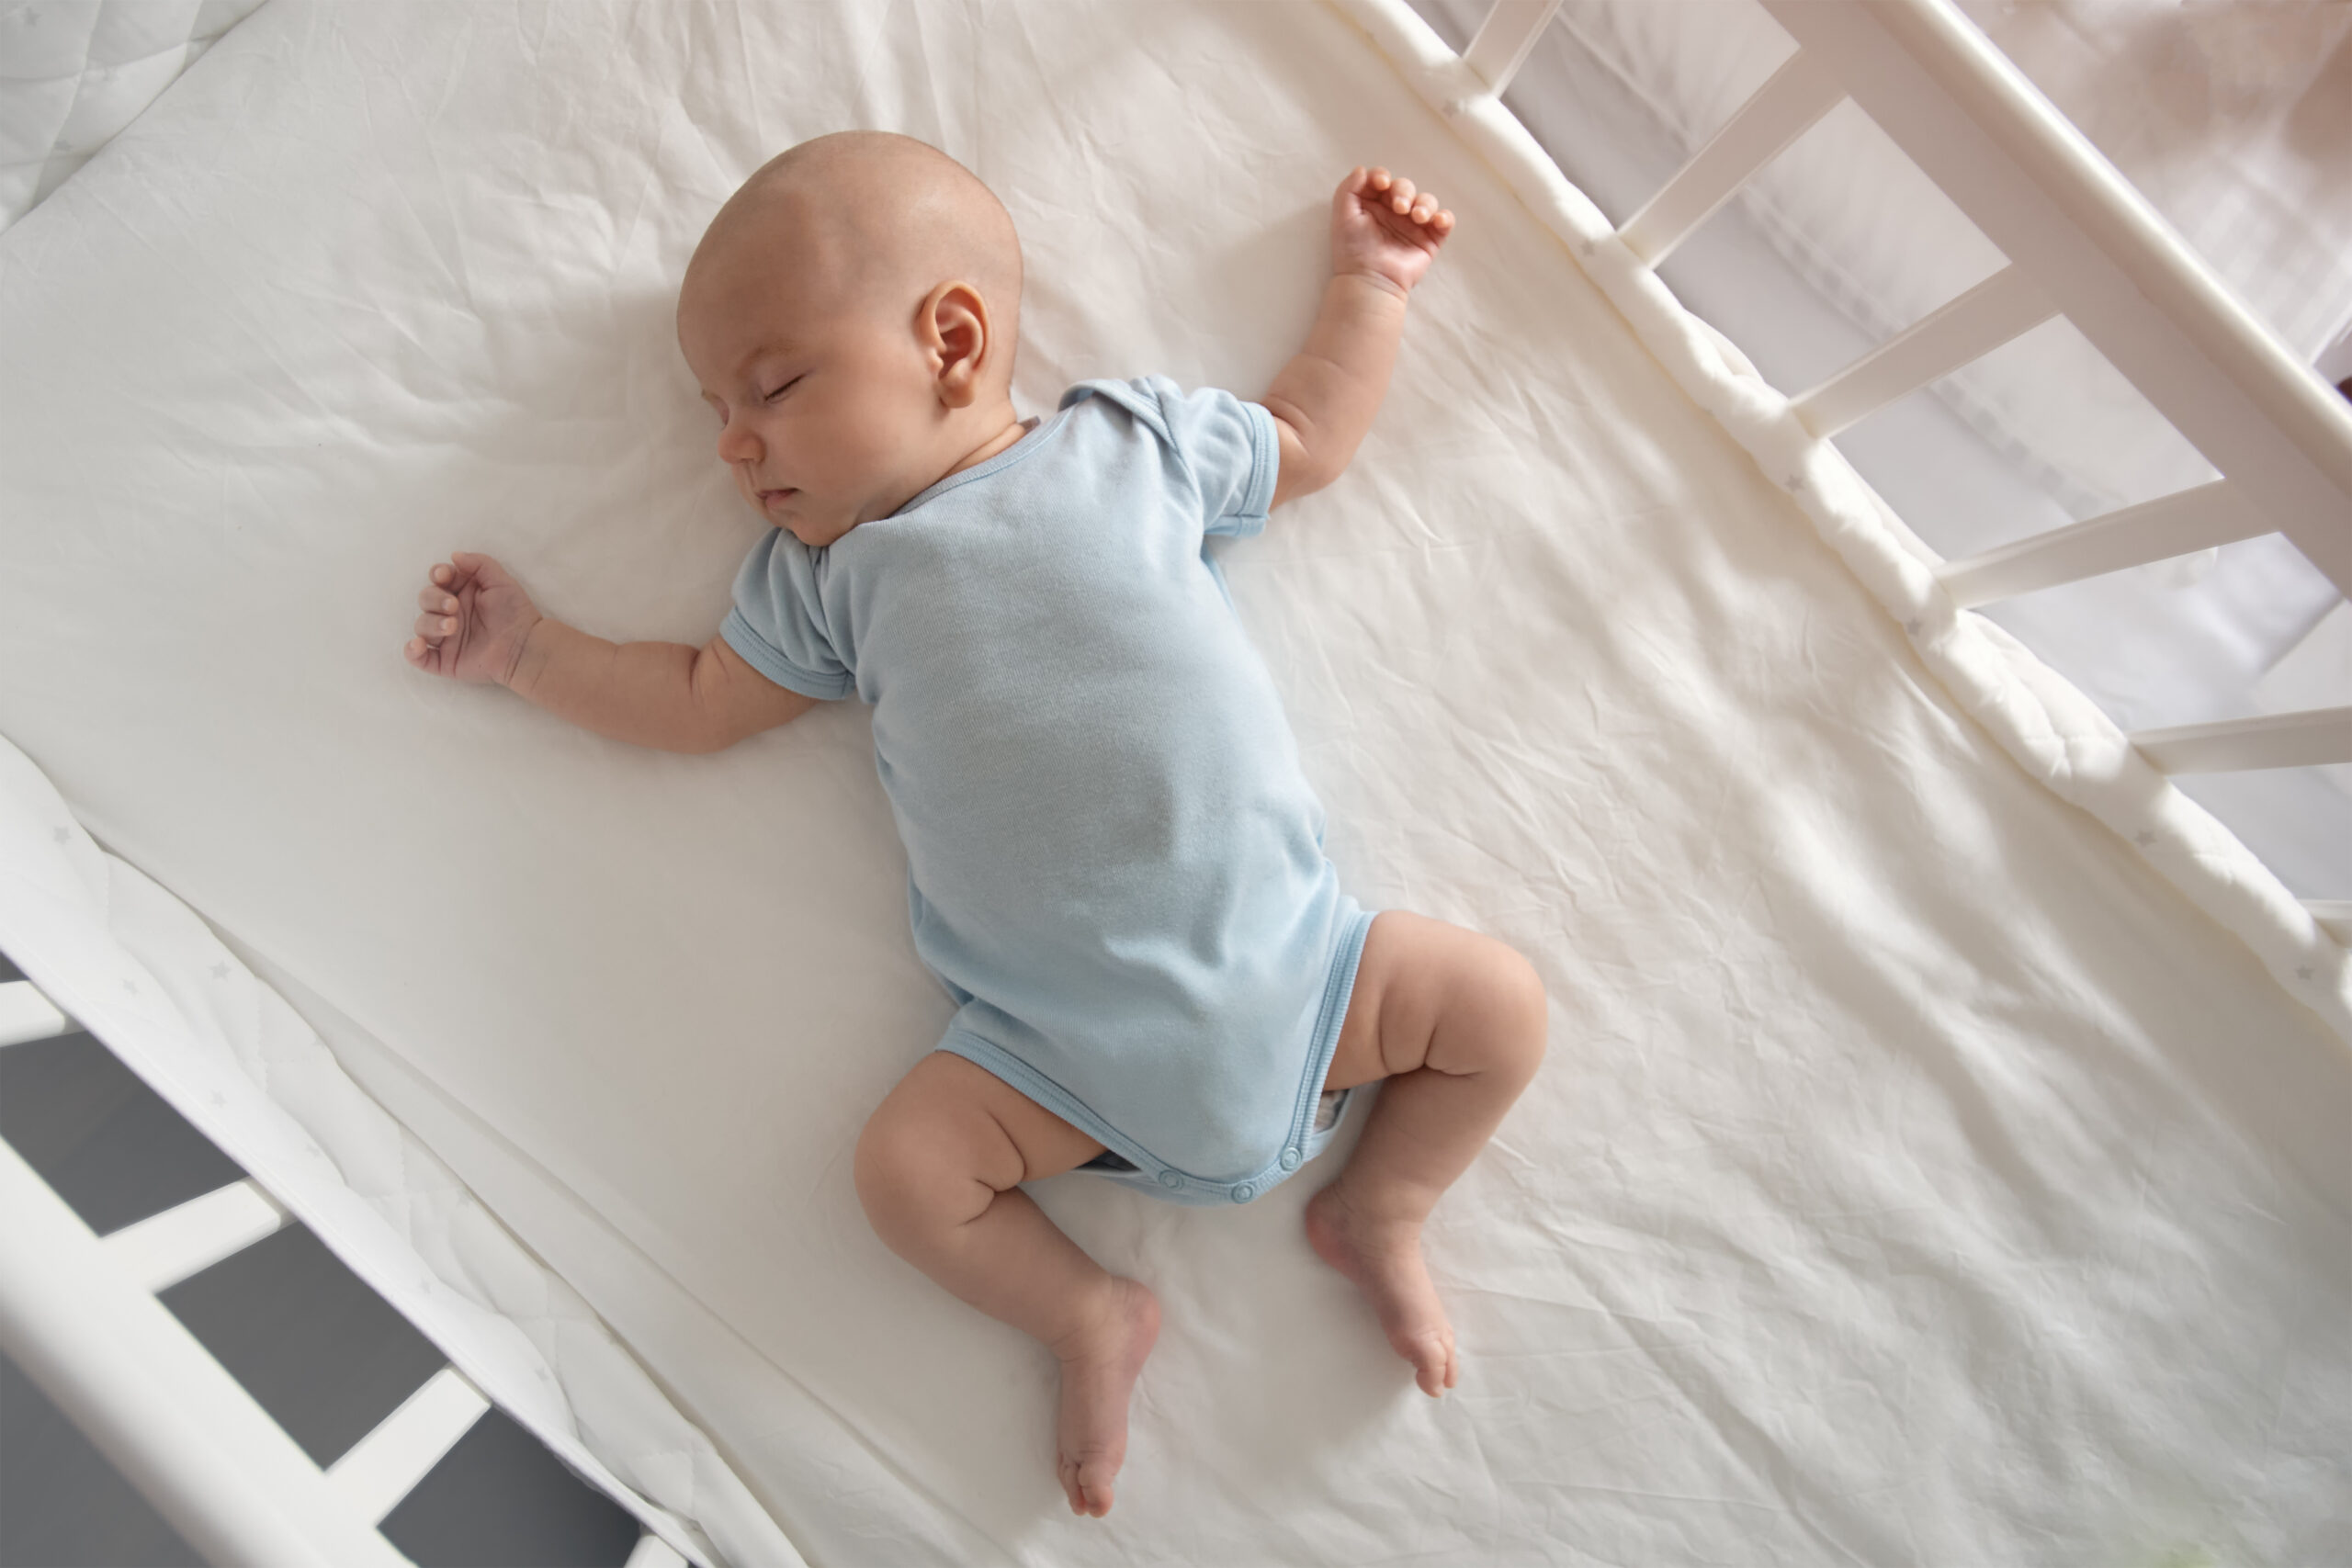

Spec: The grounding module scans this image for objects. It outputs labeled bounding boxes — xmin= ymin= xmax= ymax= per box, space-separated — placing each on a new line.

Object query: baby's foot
xmin=1052 ymin=1276 xmax=1160 ymax=1517
xmin=1306 ymin=1184 xmax=1459 ymax=1396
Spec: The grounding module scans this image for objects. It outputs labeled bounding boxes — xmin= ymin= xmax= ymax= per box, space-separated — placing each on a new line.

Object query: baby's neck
xmin=935 ymin=403 xmax=1030 ymax=485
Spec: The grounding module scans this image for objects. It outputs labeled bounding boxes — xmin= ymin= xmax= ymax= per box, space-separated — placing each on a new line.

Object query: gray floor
xmin=0 ymin=947 xmax=643 ymax=1568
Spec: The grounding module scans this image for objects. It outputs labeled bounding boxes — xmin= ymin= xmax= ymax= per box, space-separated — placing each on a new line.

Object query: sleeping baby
xmin=403 ymin=131 xmax=1547 ymax=1518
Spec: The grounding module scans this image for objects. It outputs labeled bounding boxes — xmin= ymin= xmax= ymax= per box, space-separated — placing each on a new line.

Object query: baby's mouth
xmin=757 ymin=487 xmax=797 ymax=507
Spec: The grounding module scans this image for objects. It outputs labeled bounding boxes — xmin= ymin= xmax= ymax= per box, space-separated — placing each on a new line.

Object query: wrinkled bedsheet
xmin=1 ymin=2 xmax=2346 ymax=1562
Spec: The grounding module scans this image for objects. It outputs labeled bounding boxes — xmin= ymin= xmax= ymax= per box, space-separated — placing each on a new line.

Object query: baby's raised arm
xmin=404 ymin=552 xmax=816 ymax=752
xmin=1264 ymin=166 xmax=1454 ymax=509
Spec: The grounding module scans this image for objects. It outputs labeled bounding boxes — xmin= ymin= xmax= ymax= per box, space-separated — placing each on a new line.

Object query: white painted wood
xmin=2132 ymin=708 xmax=2352 ymax=774
xmin=1937 ymin=480 xmax=2271 ymax=607
xmin=1792 ymin=264 xmax=2055 ymax=437
xmin=0 ymin=1139 xmax=413 ymax=1568
xmin=0 ymin=977 xmax=73 ymax=1047
xmin=327 ymin=1366 xmax=491 ymax=1525
xmin=106 ymin=1179 xmax=294 ymax=1294
xmin=626 ymin=1532 xmax=691 ymax=1568
xmin=1759 ymin=0 xmax=2352 ymax=594
xmin=1461 ymin=0 xmax=1564 ymax=96
xmin=1617 ymin=49 xmax=1843 ymax=267
xmin=2305 ymin=901 xmax=2352 ymax=942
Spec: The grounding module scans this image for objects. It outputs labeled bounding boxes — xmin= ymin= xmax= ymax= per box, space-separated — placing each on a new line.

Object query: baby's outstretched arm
xmin=404 ymin=552 xmax=816 ymax=751
xmin=1264 ymin=166 xmax=1454 ymax=508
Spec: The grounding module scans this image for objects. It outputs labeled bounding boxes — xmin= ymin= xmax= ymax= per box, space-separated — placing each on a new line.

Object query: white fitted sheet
xmin=1 ymin=2 xmax=2347 ymax=1563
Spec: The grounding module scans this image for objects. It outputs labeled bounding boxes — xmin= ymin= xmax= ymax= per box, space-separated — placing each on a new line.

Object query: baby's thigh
xmin=856 ymin=1053 xmax=1105 ymax=1203
xmin=1322 ymin=910 xmax=1545 ymax=1090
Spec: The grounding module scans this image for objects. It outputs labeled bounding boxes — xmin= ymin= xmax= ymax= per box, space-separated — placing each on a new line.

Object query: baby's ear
xmin=921 ymin=280 xmax=992 ymax=408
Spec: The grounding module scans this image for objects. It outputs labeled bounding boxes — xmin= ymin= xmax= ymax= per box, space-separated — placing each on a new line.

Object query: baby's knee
xmin=854 ymin=1101 xmax=954 ymax=1244
xmin=855 ymin=1072 xmax=1021 ymax=1241
xmin=1473 ymin=940 xmax=1549 ymax=1079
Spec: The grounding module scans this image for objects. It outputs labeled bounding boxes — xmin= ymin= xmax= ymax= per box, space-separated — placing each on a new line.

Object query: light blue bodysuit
xmin=722 ymin=378 xmax=1372 ymax=1205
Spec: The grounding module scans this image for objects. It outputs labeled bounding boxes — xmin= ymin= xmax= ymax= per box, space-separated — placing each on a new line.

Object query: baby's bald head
xmin=681 ymin=131 xmax=1022 ymax=391
xmin=677 ymin=133 xmax=1030 ymax=547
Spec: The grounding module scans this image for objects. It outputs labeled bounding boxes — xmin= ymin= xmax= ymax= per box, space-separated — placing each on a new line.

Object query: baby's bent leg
xmin=853 ymin=1054 xmax=1158 ymax=1518
xmin=1308 ymin=910 xmax=1548 ymax=1395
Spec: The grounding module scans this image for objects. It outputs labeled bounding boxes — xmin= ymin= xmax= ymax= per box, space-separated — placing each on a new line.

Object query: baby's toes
xmin=1062 ymin=1450 xmax=1119 ymax=1517
xmin=1399 ymin=1325 xmax=1455 ymax=1398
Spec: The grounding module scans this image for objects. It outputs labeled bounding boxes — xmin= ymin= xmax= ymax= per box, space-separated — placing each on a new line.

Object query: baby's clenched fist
xmin=1331 ymin=165 xmax=1454 ymax=299
xmin=403 ymin=551 xmax=543 ymax=686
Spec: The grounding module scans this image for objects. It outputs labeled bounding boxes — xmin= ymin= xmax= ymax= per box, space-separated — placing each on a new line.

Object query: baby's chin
xmin=778 ymin=511 xmax=858 ymax=548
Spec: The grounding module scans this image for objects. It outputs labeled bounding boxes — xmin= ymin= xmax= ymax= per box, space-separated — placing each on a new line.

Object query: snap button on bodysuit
xmin=1157 ymin=1170 xmax=1182 ymax=1190
xmin=1230 ymin=1181 xmax=1256 ymax=1202
xmin=1278 ymin=1147 xmax=1301 ymax=1170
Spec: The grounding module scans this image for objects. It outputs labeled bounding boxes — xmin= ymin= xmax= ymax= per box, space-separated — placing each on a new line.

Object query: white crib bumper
xmin=0 ymin=731 xmax=803 ymax=1568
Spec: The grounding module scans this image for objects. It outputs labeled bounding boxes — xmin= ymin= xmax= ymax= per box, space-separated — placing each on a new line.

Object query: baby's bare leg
xmin=854 ymin=1054 xmax=1158 ymax=1518
xmin=1307 ymin=911 xmax=1548 ymax=1395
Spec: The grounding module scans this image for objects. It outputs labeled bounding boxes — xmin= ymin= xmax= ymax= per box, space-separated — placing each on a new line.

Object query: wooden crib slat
xmin=0 ymin=978 xmax=74 ymax=1048
xmin=1760 ymin=0 xmax=2352 ymax=595
xmin=105 ymin=1178 xmax=294 ymax=1294
xmin=1792 ymin=263 xmax=2055 ymax=437
xmin=327 ymin=1365 xmax=492 ymax=1525
xmin=1461 ymin=0 xmax=1563 ymax=97
xmin=1616 ymin=49 xmax=1844 ymax=267
xmin=0 ymin=1138 xmax=413 ymax=1568
xmin=2132 ymin=708 xmax=2352 ymax=774
xmin=1936 ymin=480 xmax=2272 ymax=607
xmin=2305 ymin=902 xmax=2352 ymax=942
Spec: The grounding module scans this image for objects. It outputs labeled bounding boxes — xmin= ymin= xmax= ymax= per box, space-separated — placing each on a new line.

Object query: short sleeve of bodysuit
xmin=722 ymin=529 xmax=854 ymax=700
xmin=1060 ymin=375 xmax=1280 ymax=540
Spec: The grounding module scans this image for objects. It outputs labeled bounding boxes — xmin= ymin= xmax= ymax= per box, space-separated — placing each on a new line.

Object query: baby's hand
xmin=403 ymin=551 xmax=543 ymax=685
xmin=1330 ymin=166 xmax=1454 ymax=299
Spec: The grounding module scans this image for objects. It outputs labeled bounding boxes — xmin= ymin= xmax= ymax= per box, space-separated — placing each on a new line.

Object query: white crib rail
xmin=1459 ymin=0 xmax=1561 ymax=94
xmin=0 ymin=976 xmax=73 ymax=1046
xmin=1615 ymin=48 xmax=1842 ymax=268
xmin=1933 ymin=481 xmax=2272 ymax=608
xmin=0 ymin=1108 xmax=414 ymax=1568
xmin=1 ymin=967 xmax=696 ymax=1568
xmin=2 ymin=972 xmax=514 ymax=1568
xmin=1789 ymin=265 xmax=2056 ymax=439
xmin=1762 ymin=0 xmax=2352 ymax=602
xmin=1408 ymin=0 xmax=2352 ymax=794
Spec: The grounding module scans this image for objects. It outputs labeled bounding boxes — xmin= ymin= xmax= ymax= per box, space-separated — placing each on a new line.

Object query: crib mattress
xmin=1 ymin=2 xmax=2346 ymax=1563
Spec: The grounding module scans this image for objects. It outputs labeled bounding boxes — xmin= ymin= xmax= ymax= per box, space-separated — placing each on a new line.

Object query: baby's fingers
xmin=414 ymin=609 xmax=459 ymax=641
xmin=417 ymin=583 xmax=459 ymax=615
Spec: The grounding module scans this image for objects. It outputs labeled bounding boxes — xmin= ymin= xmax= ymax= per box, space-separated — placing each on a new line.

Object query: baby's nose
xmin=716 ymin=417 xmax=761 ymax=464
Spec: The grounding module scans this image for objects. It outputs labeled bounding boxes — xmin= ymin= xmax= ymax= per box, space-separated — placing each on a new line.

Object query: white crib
xmin=2 ymin=2 xmax=2346 ymax=1563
